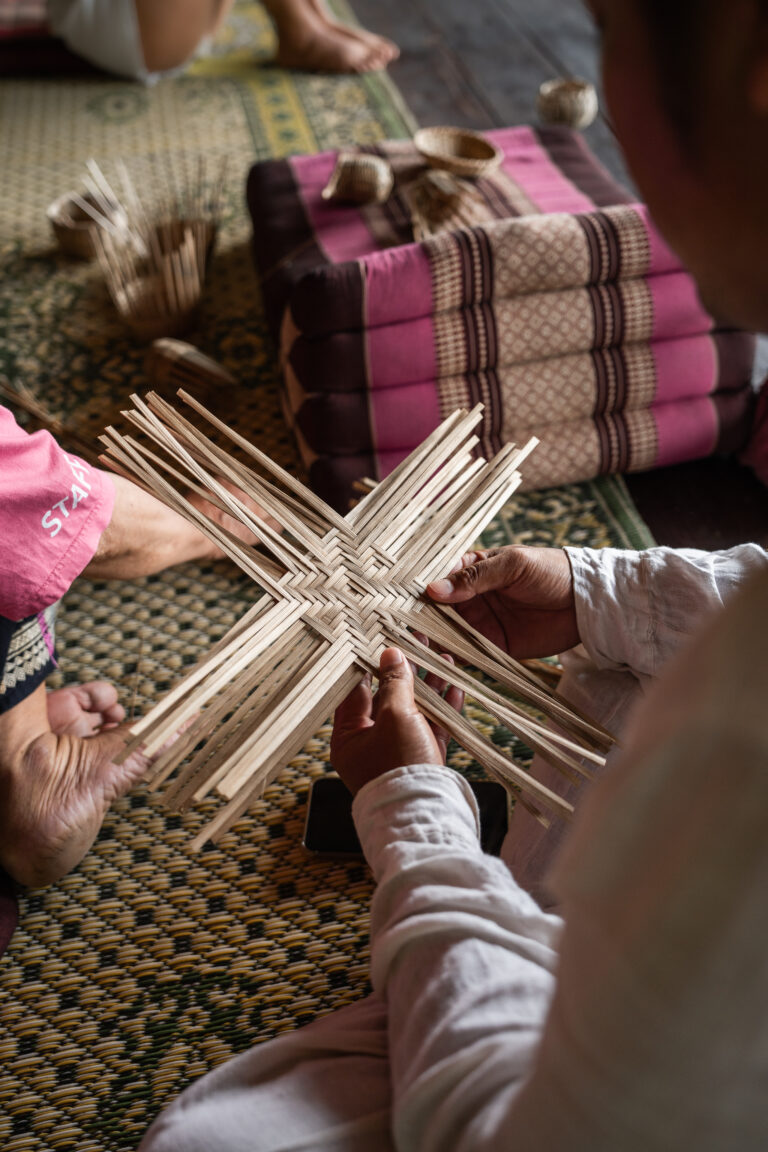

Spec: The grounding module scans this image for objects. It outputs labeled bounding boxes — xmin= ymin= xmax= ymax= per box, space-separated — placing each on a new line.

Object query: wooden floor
xmin=354 ymin=0 xmax=768 ymax=549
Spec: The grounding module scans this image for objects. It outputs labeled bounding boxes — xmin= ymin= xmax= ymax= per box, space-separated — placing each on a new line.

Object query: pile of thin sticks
xmin=100 ymin=396 xmax=614 ymax=850
xmin=74 ymin=156 xmax=225 ymax=339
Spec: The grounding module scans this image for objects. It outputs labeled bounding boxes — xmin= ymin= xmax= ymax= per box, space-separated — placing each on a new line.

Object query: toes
xmin=47 ymin=682 xmax=126 ymax=737
xmin=101 ymin=702 xmax=127 ymax=726
xmin=78 ymin=681 xmax=120 ymax=712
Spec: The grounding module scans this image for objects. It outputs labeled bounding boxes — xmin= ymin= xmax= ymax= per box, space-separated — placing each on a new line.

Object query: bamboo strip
xmin=380 ymin=456 xmax=486 ymax=559
xmin=388 ymin=625 xmax=601 ymax=774
xmin=123 ymin=394 xmax=313 ymax=577
xmin=141 ymin=596 xmax=273 ymax=783
xmin=215 ymin=636 xmax=356 ymax=799
xmin=349 ymin=407 xmax=482 ymax=534
xmin=386 ymin=449 xmax=517 ymax=584
xmin=177 ymin=390 xmax=352 ymax=535
xmin=413 ymin=678 xmax=574 ymax=821
xmin=145 ymin=634 xmax=277 ymax=793
xmin=170 ymin=627 xmax=321 ymax=806
xmin=142 ymin=394 xmax=333 ymax=562
xmin=404 ymin=601 xmax=614 ymax=750
xmin=100 ymin=427 xmax=289 ymax=595
xmin=122 ymin=598 xmax=302 ymax=755
xmin=189 ymin=664 xmax=362 ymax=850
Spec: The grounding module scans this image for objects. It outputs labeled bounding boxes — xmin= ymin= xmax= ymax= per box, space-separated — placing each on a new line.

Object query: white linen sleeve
xmin=352 ymin=765 xmax=562 ymax=1152
xmin=564 ymin=543 xmax=768 ymax=679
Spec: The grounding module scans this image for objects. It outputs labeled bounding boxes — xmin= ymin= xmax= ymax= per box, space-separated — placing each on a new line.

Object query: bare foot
xmin=307 ymin=0 xmax=399 ymax=65
xmin=0 ymin=683 xmax=150 ymax=889
xmin=275 ymin=22 xmax=387 ymax=73
xmin=264 ymin=0 xmax=394 ymax=73
xmin=46 ymin=682 xmax=126 ymax=737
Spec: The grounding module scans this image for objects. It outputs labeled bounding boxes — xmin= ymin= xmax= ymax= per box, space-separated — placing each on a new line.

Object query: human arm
xmin=339 ymin=567 xmax=768 ymax=1152
xmin=332 ymin=651 xmax=562 ymax=1152
xmin=0 ymin=405 xmax=276 ymax=612
xmin=427 ymin=542 xmax=768 ymax=681
xmin=82 ymin=472 xmax=275 ymax=580
xmin=353 ymin=767 xmax=561 ymax=1152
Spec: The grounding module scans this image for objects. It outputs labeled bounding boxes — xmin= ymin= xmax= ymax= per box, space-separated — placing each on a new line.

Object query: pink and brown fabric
xmin=247 ymin=126 xmax=756 ymax=511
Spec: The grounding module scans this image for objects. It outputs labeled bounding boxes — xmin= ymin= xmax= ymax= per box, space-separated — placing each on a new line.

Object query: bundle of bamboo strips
xmin=100 ymin=395 xmax=614 ymax=849
xmin=73 ymin=155 xmax=225 ymax=340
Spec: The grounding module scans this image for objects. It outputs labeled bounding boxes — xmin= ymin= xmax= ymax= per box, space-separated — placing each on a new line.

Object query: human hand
xmin=426 ymin=545 xmax=579 ymax=659
xmin=331 ymin=647 xmax=463 ymax=796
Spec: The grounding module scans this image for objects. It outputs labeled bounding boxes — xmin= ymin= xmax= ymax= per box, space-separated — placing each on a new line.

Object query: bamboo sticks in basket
xmin=74 ymin=155 xmax=224 ymax=340
xmin=100 ymin=395 xmax=615 ymax=849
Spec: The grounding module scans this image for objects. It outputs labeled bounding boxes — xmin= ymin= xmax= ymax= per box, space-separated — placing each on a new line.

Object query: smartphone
xmin=303 ymin=774 xmax=509 ymax=859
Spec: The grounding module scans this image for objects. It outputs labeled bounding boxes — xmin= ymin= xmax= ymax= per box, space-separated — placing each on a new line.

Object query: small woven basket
xmin=321 ymin=152 xmax=394 ymax=204
xmin=537 ymin=78 xmax=599 ymax=130
xmin=413 ymin=126 xmax=503 ymax=179
xmin=47 ymin=191 xmax=122 ymax=259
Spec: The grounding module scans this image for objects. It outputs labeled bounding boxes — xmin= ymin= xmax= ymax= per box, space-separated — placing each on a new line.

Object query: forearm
xmin=566 ymin=543 xmax=768 ymax=680
xmin=84 ymin=474 xmax=217 ymax=580
xmin=353 ymin=766 xmax=561 ymax=1152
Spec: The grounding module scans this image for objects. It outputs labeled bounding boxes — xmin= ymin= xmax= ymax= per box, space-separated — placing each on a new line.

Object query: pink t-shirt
xmin=0 ymin=407 xmax=115 ymax=620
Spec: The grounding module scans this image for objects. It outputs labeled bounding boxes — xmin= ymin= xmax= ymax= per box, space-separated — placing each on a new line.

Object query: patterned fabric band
xmin=0 ymin=603 xmax=58 ymax=713
xmin=288 ymin=200 xmax=681 ymax=337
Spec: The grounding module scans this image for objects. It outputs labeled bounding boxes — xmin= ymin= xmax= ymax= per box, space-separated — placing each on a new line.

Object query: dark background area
xmin=355 ymin=0 xmax=768 ymax=549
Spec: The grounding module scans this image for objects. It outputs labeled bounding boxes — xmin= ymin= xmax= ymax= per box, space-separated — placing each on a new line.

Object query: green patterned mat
xmin=0 ymin=6 xmax=654 ymax=1149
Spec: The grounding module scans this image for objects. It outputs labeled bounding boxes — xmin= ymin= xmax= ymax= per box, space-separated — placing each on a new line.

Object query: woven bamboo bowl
xmin=413 ymin=126 xmax=503 ymax=179
xmin=321 ymin=152 xmax=394 ymax=204
xmin=47 ymin=191 xmax=116 ymax=259
xmin=537 ymin=78 xmax=599 ymax=130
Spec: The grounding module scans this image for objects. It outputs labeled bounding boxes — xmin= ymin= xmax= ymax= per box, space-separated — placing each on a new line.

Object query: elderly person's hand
xmin=426 ymin=545 xmax=579 ymax=659
xmin=331 ymin=647 xmax=463 ymax=796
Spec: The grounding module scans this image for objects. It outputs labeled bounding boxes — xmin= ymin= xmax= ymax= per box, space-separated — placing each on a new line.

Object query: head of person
xmin=590 ymin=0 xmax=768 ymax=332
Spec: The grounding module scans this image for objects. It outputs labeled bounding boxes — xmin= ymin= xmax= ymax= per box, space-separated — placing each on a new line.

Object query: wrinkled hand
xmin=427 ymin=545 xmax=579 ymax=659
xmin=331 ymin=647 xmax=463 ymax=796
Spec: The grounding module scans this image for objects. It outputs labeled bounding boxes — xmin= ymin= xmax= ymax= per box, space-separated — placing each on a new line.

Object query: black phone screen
xmin=303 ymin=774 xmax=509 ymax=858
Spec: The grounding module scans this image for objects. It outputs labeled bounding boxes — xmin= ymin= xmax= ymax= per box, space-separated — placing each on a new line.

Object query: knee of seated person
xmin=134 ymin=2 xmax=214 ymax=74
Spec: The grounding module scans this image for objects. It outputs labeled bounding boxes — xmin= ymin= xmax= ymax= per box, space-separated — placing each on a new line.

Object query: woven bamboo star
xmin=101 ymin=392 xmax=613 ymax=850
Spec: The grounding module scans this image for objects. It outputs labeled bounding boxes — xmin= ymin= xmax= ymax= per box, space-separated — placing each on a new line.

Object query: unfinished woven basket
xmin=321 ymin=152 xmax=394 ymax=204
xmin=413 ymin=126 xmax=503 ymax=179
xmin=537 ymin=78 xmax=599 ymax=130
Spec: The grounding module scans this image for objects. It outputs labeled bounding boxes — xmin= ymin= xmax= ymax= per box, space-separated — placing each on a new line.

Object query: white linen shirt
xmin=141 ymin=543 xmax=768 ymax=1152
xmin=354 ymin=543 xmax=768 ymax=1151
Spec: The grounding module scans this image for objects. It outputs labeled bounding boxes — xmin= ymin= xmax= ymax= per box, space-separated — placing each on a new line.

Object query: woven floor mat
xmin=0 ymin=4 xmax=654 ymax=1148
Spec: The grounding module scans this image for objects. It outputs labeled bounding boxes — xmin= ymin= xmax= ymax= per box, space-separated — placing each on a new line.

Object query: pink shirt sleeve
xmin=0 ymin=408 xmax=115 ymax=620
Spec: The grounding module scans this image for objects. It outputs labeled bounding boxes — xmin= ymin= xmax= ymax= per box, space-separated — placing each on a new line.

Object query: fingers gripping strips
xmin=100 ymin=394 xmax=614 ymax=847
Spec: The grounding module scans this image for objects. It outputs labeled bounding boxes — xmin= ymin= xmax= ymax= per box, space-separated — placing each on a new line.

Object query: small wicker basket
xmin=47 ymin=191 xmax=124 ymax=259
xmin=321 ymin=152 xmax=394 ymax=204
xmin=537 ymin=78 xmax=599 ymax=130
xmin=413 ymin=126 xmax=503 ymax=179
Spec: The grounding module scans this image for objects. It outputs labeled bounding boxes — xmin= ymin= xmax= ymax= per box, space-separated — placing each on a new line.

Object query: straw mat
xmin=0 ymin=6 xmax=654 ymax=1149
